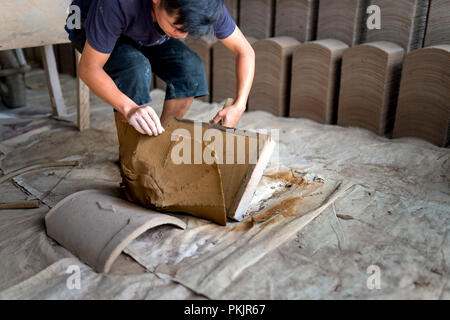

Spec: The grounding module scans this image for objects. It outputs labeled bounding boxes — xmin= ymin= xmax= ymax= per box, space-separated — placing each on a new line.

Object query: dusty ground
xmin=0 ymin=69 xmax=448 ymax=299
xmin=0 ymin=70 xmax=149 ymax=276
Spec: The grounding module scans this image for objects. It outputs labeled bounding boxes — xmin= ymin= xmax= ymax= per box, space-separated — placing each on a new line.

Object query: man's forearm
xmin=234 ymin=49 xmax=255 ymax=109
xmin=209 ymin=46 xmax=255 ymax=127
xmin=78 ymin=64 xmax=137 ymax=117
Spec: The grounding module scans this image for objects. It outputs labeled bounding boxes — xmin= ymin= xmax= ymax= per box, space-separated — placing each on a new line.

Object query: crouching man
xmin=66 ymin=0 xmax=255 ymax=135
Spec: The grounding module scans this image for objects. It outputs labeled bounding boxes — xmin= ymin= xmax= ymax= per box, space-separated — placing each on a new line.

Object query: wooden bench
xmin=0 ymin=0 xmax=90 ymax=131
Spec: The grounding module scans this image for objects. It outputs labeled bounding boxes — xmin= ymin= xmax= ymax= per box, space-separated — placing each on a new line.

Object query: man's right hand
xmin=125 ymin=105 xmax=165 ymax=136
xmin=77 ymin=42 xmax=164 ymax=136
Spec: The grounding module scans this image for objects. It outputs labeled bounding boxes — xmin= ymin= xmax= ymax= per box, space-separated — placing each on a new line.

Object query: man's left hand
xmin=211 ymin=102 xmax=246 ymax=128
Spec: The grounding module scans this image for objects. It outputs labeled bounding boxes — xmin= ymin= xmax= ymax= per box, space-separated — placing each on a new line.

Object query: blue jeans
xmin=69 ymin=29 xmax=209 ymax=107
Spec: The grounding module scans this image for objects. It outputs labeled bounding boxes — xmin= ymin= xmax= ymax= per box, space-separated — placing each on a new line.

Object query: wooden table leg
xmin=41 ymin=45 xmax=68 ymax=117
xmin=75 ymin=50 xmax=90 ymax=131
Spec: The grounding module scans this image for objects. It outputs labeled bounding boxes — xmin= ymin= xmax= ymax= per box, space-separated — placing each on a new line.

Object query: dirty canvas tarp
xmin=123 ymin=173 xmax=355 ymax=298
xmin=0 ymin=88 xmax=449 ymax=299
xmin=0 ymin=178 xmax=198 ymax=299
xmin=0 ymin=258 xmax=199 ymax=300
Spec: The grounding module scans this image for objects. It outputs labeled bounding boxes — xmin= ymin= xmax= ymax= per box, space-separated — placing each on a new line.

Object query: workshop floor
xmin=0 ymin=69 xmax=448 ymax=299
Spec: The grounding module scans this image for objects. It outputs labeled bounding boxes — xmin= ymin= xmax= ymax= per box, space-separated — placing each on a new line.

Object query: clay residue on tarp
xmin=115 ymin=117 xmax=272 ymax=226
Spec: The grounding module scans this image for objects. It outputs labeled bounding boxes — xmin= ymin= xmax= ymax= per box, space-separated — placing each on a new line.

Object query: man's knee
xmin=159 ymin=44 xmax=209 ymax=100
xmin=106 ymin=45 xmax=152 ymax=82
xmin=115 ymin=56 xmax=151 ymax=83
xmin=105 ymin=45 xmax=153 ymax=105
xmin=180 ymin=48 xmax=205 ymax=76
xmin=128 ymin=56 xmax=152 ymax=87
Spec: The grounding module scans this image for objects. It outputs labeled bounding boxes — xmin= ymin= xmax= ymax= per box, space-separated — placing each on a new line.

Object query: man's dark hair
xmin=159 ymin=0 xmax=224 ymax=36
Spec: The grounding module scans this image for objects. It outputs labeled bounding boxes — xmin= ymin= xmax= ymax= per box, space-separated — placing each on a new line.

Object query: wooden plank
xmin=224 ymin=129 xmax=276 ymax=222
xmin=274 ymin=0 xmax=319 ymax=42
xmin=76 ymin=51 xmax=90 ymax=131
xmin=41 ymin=45 xmax=68 ymax=117
xmin=317 ymin=0 xmax=369 ymax=46
xmin=393 ymin=45 xmax=450 ymax=147
xmin=365 ymin=0 xmax=430 ymax=53
xmin=184 ymin=37 xmax=217 ymax=102
xmin=290 ymin=39 xmax=348 ymax=124
xmin=0 ymin=0 xmax=71 ymax=51
xmin=424 ymin=0 xmax=450 ymax=47
xmin=337 ymin=42 xmax=404 ymax=135
xmin=0 ymin=201 xmax=40 ymax=210
xmin=240 ymin=0 xmax=275 ymax=39
xmin=248 ymin=37 xmax=301 ymax=117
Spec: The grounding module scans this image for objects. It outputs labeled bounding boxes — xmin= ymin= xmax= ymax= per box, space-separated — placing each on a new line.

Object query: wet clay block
xmin=290 ymin=39 xmax=349 ymax=124
xmin=116 ymin=117 xmax=276 ymax=225
xmin=393 ymin=45 xmax=450 ymax=147
xmin=365 ymin=0 xmax=430 ymax=53
xmin=274 ymin=0 xmax=319 ymax=42
xmin=212 ymin=37 xmax=257 ymax=103
xmin=240 ymin=0 xmax=275 ymax=39
xmin=317 ymin=0 xmax=369 ymax=46
xmin=184 ymin=37 xmax=217 ymax=102
xmin=424 ymin=0 xmax=450 ymax=47
xmin=248 ymin=36 xmax=301 ymax=117
xmin=337 ymin=42 xmax=404 ymax=135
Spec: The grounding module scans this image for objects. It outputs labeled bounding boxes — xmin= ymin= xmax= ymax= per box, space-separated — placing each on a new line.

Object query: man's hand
xmin=78 ymin=42 xmax=164 ymax=137
xmin=211 ymin=100 xmax=246 ymax=128
xmin=125 ymin=105 xmax=165 ymax=136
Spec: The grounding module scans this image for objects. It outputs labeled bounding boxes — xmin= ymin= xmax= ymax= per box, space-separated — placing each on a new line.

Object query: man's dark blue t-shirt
xmin=70 ymin=0 xmax=236 ymax=54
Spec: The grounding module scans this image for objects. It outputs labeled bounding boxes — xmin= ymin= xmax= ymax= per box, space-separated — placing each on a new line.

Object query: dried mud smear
xmin=231 ymin=197 xmax=302 ymax=232
xmin=230 ymin=170 xmax=322 ymax=232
